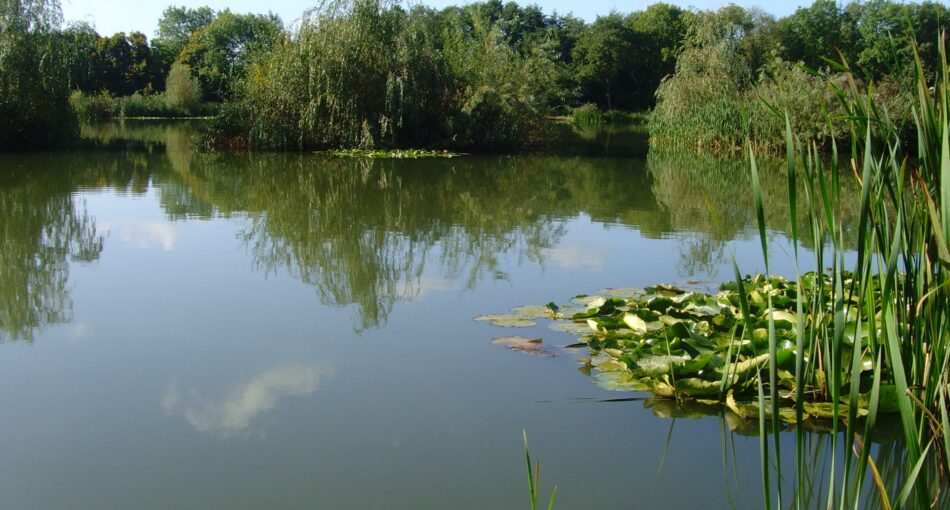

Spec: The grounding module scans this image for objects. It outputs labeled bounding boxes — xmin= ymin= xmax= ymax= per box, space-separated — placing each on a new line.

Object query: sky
xmin=60 ymin=0 xmax=814 ymax=39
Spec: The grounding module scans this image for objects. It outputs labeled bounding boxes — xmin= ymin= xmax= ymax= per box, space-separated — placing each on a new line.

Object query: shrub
xmin=570 ymin=104 xmax=603 ymax=125
xmin=69 ymin=91 xmax=118 ymax=121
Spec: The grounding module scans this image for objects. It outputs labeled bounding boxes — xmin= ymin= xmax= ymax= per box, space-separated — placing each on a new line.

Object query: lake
xmin=0 ymin=121 xmax=885 ymax=509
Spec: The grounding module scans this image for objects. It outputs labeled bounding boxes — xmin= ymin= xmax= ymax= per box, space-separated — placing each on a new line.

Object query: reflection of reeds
xmin=747 ymin=35 xmax=950 ymax=509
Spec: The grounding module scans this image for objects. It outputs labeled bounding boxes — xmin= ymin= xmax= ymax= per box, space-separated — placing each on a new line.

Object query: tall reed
xmin=749 ymin=33 xmax=950 ymax=509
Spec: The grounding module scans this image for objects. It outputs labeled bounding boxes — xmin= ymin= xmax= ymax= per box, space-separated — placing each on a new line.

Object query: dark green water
xmin=0 ymin=121 xmax=881 ymax=509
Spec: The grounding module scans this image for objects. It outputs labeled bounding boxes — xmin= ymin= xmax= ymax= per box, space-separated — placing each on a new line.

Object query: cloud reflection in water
xmin=162 ymin=363 xmax=333 ymax=437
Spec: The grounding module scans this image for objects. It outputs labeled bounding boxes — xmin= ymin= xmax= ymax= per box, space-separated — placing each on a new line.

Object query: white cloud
xmin=162 ymin=363 xmax=333 ymax=437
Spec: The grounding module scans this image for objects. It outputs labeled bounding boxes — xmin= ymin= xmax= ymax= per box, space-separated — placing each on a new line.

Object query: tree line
xmin=2 ymin=0 xmax=947 ymax=150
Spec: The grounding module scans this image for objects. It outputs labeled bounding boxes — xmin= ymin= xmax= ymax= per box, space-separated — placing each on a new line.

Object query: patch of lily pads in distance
xmin=476 ymin=273 xmax=900 ymax=424
xmin=317 ymin=149 xmax=466 ymax=159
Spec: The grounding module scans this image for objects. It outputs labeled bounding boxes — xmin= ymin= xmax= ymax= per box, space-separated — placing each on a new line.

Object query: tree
xmin=0 ymin=0 xmax=77 ymax=149
xmin=164 ymin=62 xmax=201 ymax=113
xmin=778 ymin=0 xmax=857 ymax=70
xmin=151 ymin=5 xmax=215 ymax=88
xmin=572 ymin=13 xmax=640 ymax=110
xmin=176 ymin=10 xmax=282 ymax=102
xmin=625 ymin=3 xmax=692 ymax=109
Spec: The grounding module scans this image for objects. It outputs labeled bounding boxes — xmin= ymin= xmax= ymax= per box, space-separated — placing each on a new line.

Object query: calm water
xmin=0 ymin=121 xmax=877 ymax=509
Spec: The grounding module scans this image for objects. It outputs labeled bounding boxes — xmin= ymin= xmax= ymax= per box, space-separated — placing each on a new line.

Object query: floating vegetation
xmin=319 ymin=149 xmax=465 ymax=159
xmin=486 ymin=273 xmax=903 ymax=424
xmin=474 ymin=304 xmax=563 ymax=328
xmin=492 ymin=336 xmax=556 ymax=357
xmin=474 ymin=314 xmax=536 ymax=328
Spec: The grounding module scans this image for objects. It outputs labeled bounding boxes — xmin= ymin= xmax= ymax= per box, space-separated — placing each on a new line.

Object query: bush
xmin=69 ymin=91 xmax=118 ymax=122
xmin=69 ymin=89 xmax=215 ymax=120
xmin=570 ymin=104 xmax=603 ymax=125
xmin=119 ymin=92 xmax=176 ymax=117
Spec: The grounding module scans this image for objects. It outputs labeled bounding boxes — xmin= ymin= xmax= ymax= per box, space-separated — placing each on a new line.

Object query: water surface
xmin=0 ymin=121 xmax=870 ymax=509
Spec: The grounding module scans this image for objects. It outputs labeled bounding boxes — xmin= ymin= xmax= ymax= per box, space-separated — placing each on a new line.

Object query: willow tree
xmin=0 ymin=0 xmax=76 ymax=150
xmin=208 ymin=0 xmax=555 ymax=151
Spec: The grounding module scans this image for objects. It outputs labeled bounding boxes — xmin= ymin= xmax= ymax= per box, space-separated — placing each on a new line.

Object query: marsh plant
xmin=746 ymin=34 xmax=950 ymax=509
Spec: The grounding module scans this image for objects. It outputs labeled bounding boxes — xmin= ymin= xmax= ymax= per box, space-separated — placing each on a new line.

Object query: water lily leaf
xmin=571 ymin=295 xmax=605 ymax=307
xmin=510 ymin=305 xmax=553 ymax=319
xmin=645 ymin=296 xmax=675 ymax=312
xmin=548 ymin=321 xmax=594 ymax=336
xmin=768 ymin=310 xmax=798 ymax=323
xmin=474 ymin=314 xmax=536 ymax=327
xmin=675 ymin=378 xmax=722 ymax=396
xmin=596 ymin=287 xmax=645 ymax=299
xmin=633 ymin=354 xmax=691 ymax=376
xmin=623 ymin=313 xmax=647 ymax=333
xmin=492 ymin=336 xmax=555 ymax=357
xmin=590 ymin=352 xmax=628 ymax=372
xmin=592 ymin=371 xmax=650 ymax=392
xmin=803 ymin=402 xmax=858 ymax=420
xmin=647 ymin=284 xmax=686 ymax=296
xmin=858 ymin=384 xmax=899 ymax=413
xmin=726 ymin=391 xmax=759 ymax=419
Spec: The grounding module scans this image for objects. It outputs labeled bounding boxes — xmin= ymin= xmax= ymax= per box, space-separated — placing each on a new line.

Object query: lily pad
xmin=571 ymin=295 xmax=606 ymax=307
xmin=492 ymin=336 xmax=555 ymax=357
xmin=510 ymin=305 xmax=554 ymax=319
xmin=596 ymin=287 xmax=645 ymax=299
xmin=474 ymin=314 xmax=536 ymax=328
xmin=548 ymin=321 xmax=595 ymax=336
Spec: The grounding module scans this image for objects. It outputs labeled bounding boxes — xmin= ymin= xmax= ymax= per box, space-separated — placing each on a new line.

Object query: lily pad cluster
xmin=480 ymin=274 xmax=899 ymax=423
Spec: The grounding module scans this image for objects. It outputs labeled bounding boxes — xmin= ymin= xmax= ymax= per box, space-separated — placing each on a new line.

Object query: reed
xmin=750 ymin=33 xmax=950 ymax=509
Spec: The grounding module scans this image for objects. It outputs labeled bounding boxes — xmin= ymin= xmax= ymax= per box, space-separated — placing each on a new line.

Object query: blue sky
xmin=60 ymin=0 xmax=813 ymax=38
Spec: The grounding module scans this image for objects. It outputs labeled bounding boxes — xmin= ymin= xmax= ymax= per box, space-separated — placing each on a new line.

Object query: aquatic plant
xmin=523 ymin=431 xmax=556 ymax=510
xmin=744 ymin=32 xmax=950 ymax=509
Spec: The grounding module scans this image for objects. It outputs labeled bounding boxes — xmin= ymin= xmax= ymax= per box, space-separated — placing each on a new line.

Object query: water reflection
xmin=647 ymin=150 xmax=861 ymax=277
xmin=100 ymin=220 xmax=179 ymax=251
xmin=162 ymin=363 xmax=333 ymax=438
xmin=1 ymin=121 xmax=860 ymax=339
xmin=165 ymin=152 xmax=656 ymax=329
xmin=0 ymin=158 xmax=104 ymax=342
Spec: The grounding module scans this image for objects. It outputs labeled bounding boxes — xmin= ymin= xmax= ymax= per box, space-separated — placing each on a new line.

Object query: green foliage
xmin=0 ymin=0 xmax=77 ymax=149
xmin=651 ymin=9 xmax=850 ymax=151
xmin=210 ymin=0 xmax=555 ymax=151
xmin=69 ymin=90 xmax=117 ymax=121
xmin=649 ymin=16 xmax=752 ymax=151
xmin=69 ymin=89 xmax=213 ymax=119
xmin=750 ymin=59 xmax=849 ymax=144
xmin=164 ymin=62 xmax=202 ymax=113
xmin=175 ymin=10 xmax=281 ymax=102
xmin=151 ymin=5 xmax=215 ymax=83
